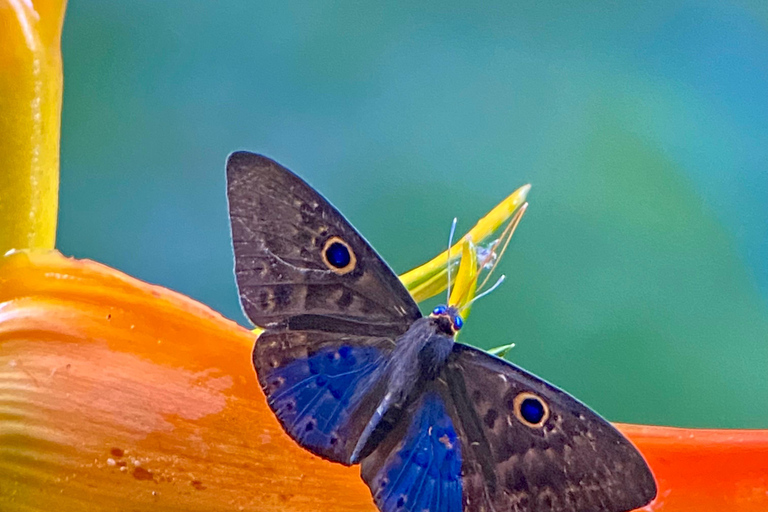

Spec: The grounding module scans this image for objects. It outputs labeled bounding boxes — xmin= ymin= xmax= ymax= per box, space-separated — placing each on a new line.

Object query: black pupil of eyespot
xmin=520 ymin=397 xmax=545 ymax=424
xmin=326 ymin=241 xmax=351 ymax=268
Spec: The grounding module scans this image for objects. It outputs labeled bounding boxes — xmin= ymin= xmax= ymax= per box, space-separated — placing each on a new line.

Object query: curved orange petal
xmin=617 ymin=423 xmax=768 ymax=512
xmin=2 ymin=251 xmax=768 ymax=511
xmin=0 ymin=250 xmax=374 ymax=511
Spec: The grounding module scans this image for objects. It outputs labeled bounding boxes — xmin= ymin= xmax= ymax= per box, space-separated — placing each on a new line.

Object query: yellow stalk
xmin=0 ymin=0 xmax=66 ymax=253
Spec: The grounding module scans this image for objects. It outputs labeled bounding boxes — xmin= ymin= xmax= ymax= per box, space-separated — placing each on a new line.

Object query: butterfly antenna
xmin=475 ymin=202 xmax=527 ymax=295
xmin=446 ymin=217 xmax=458 ymax=304
xmin=459 ymin=274 xmax=506 ymax=313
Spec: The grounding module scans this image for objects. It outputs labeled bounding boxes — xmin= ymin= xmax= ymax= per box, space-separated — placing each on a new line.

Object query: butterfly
xmin=226 ymin=151 xmax=657 ymax=512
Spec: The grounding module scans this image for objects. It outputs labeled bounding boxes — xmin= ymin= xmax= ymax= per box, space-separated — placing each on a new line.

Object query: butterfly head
xmin=430 ymin=304 xmax=463 ymax=337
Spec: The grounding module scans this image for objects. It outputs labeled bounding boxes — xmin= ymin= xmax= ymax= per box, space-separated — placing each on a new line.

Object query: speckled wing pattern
xmin=442 ymin=344 xmax=657 ymax=512
xmin=361 ymin=382 xmax=464 ymax=512
xmin=227 ymin=151 xmax=421 ymax=334
xmin=227 ymin=152 xmax=421 ymax=465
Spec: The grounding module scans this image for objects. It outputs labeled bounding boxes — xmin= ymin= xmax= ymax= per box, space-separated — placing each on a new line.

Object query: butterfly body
xmin=227 ymin=152 xmax=656 ymax=512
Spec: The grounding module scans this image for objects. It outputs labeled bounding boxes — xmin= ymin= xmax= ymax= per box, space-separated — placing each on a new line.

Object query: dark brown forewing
xmin=444 ymin=344 xmax=657 ymax=512
xmin=227 ymin=152 xmax=421 ymax=333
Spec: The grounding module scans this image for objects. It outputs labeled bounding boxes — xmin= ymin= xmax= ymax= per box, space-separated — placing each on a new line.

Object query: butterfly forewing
xmin=443 ymin=344 xmax=657 ymax=512
xmin=228 ymin=152 xmax=423 ymax=465
xmin=227 ymin=152 xmax=421 ymax=333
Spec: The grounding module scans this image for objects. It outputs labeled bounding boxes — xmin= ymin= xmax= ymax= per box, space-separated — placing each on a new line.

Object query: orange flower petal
xmin=0 ymin=250 xmax=373 ymax=511
xmin=617 ymin=423 xmax=768 ymax=512
xmin=2 ymin=250 xmax=768 ymax=511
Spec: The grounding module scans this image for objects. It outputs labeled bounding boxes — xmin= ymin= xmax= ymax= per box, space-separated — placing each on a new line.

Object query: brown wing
xmin=444 ymin=343 xmax=657 ymax=512
xmin=227 ymin=151 xmax=421 ymax=335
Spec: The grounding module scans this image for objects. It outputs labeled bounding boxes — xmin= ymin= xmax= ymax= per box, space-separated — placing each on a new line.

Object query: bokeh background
xmin=57 ymin=2 xmax=768 ymax=429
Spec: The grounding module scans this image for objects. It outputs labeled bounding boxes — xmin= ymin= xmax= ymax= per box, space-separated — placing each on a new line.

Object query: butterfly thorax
xmin=389 ymin=315 xmax=456 ymax=394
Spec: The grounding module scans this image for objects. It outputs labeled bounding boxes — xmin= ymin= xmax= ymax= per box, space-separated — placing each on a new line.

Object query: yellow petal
xmin=400 ymin=184 xmax=530 ymax=303
xmin=448 ymin=237 xmax=478 ymax=312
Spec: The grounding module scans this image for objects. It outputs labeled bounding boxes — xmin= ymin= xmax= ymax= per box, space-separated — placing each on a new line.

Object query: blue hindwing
xmin=369 ymin=392 xmax=463 ymax=512
xmin=263 ymin=345 xmax=383 ymax=456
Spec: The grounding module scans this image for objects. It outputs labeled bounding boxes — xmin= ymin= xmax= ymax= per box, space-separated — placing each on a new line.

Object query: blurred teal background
xmin=58 ymin=2 xmax=768 ymax=429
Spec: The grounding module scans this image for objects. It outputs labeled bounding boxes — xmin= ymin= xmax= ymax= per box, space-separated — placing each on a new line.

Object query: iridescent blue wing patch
xmin=361 ymin=387 xmax=463 ymax=512
xmin=255 ymin=330 xmax=395 ymax=464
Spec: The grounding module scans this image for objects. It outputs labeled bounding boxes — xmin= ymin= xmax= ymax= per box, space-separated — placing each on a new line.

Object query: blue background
xmin=58 ymin=1 xmax=768 ymax=428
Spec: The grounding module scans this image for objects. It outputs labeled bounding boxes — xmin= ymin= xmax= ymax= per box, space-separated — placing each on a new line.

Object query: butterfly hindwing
xmin=360 ymin=384 xmax=464 ymax=512
xmin=443 ymin=343 xmax=657 ymax=512
xmin=227 ymin=152 xmax=421 ymax=334
xmin=255 ymin=330 xmax=398 ymax=464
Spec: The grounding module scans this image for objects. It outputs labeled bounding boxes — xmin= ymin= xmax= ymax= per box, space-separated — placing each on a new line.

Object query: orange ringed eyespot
xmin=513 ymin=392 xmax=549 ymax=428
xmin=321 ymin=236 xmax=356 ymax=275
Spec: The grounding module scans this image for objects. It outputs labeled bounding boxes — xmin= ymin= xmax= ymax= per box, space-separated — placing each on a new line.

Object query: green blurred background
xmin=58 ymin=2 xmax=768 ymax=428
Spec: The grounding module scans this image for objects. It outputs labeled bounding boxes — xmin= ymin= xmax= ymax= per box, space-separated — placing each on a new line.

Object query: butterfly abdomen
xmin=350 ymin=318 xmax=456 ymax=462
xmin=351 ymin=315 xmax=456 ymax=456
